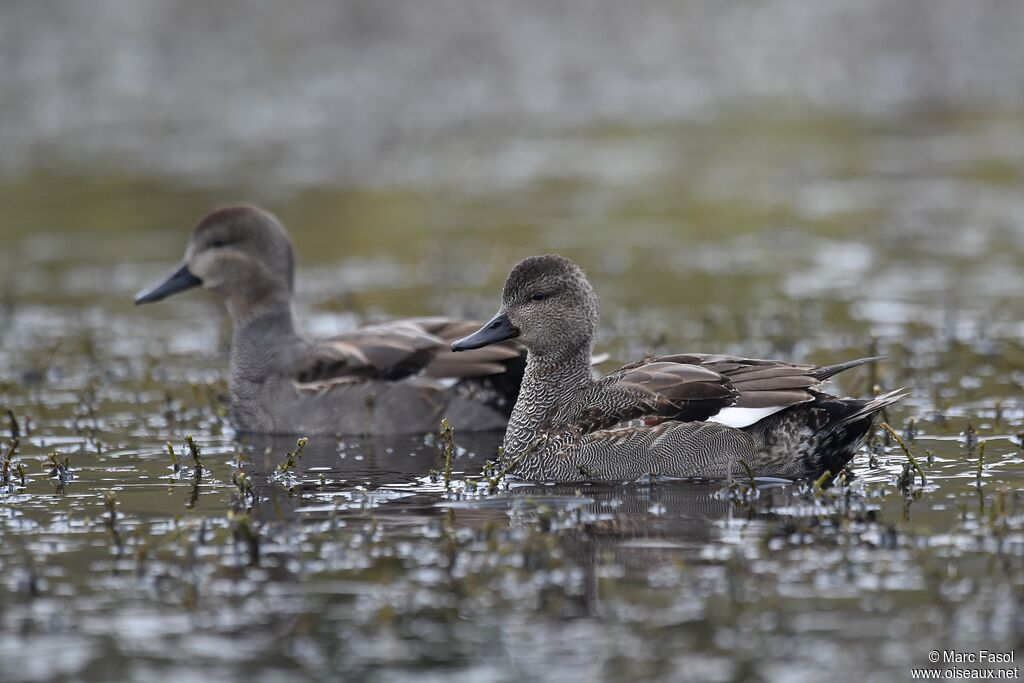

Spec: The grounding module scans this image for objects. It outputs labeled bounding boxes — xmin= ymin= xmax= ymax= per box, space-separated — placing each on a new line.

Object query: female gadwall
xmin=135 ymin=205 xmax=524 ymax=435
xmin=451 ymin=254 xmax=905 ymax=482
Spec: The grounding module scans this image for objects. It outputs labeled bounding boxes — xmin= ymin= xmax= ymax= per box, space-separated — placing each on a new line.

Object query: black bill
xmin=451 ymin=310 xmax=520 ymax=351
xmin=134 ymin=262 xmax=203 ymax=305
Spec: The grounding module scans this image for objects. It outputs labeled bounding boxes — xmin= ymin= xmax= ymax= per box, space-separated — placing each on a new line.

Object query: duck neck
xmin=227 ymin=297 xmax=301 ymax=384
xmin=503 ymin=344 xmax=594 ymax=461
xmin=224 ymin=287 xmax=293 ymax=329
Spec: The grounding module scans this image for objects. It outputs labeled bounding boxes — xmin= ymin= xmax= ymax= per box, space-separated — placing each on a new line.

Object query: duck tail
xmin=810 ymin=388 xmax=909 ymax=474
xmin=809 ymin=355 xmax=886 ymax=381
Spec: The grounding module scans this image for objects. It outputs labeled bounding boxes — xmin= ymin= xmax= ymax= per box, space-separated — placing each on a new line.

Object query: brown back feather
xmin=292 ymin=317 xmax=524 ymax=389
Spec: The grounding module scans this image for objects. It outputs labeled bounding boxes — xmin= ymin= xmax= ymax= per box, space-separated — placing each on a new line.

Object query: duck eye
xmin=530 ymin=292 xmax=548 ymax=302
xmin=209 ymin=239 xmax=229 ymax=249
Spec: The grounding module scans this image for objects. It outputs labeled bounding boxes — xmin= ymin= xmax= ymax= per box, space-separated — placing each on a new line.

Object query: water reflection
xmin=240 ymin=430 xmax=504 ymax=486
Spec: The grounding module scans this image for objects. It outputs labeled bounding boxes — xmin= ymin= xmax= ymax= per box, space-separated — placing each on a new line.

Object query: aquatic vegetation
xmin=103 ymin=489 xmax=123 ymax=553
xmin=880 ymin=422 xmax=926 ymax=485
xmin=44 ymin=451 xmax=73 ymax=493
xmin=165 ymin=440 xmax=180 ymax=469
xmin=231 ymin=454 xmax=258 ymax=511
xmin=438 ymin=418 xmax=455 ymax=491
xmin=276 ymin=436 xmax=309 ymax=475
xmin=0 ymin=438 xmax=17 ymax=491
xmin=185 ymin=435 xmax=203 ymax=475
xmin=7 ymin=409 xmax=20 ymax=440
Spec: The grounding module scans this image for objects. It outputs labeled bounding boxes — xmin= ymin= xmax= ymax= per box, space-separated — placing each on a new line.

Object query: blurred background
xmin=2 ymin=4 xmax=1024 ymax=681
xmin=1 ymin=0 xmax=1022 ymax=364
xmin=4 ymin=0 xmax=1024 ymax=186
xmin=2 ymin=0 xmax=1023 ymax=358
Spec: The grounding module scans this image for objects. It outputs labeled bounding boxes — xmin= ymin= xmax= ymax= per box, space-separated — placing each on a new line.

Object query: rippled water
xmin=1 ymin=113 xmax=1024 ymax=682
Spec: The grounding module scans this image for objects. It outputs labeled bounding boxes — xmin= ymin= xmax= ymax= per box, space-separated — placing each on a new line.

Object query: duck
xmin=134 ymin=204 xmax=525 ymax=435
xmin=451 ymin=254 xmax=905 ymax=482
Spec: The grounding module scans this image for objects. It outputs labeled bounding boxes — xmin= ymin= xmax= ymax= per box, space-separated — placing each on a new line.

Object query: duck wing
xmin=652 ymin=354 xmax=820 ymax=408
xmin=290 ymin=317 xmax=523 ymax=387
xmin=566 ymin=360 xmax=739 ymax=434
xmin=401 ymin=317 xmax=525 ymax=379
xmin=658 ymin=353 xmax=882 ymax=404
xmin=621 ymin=353 xmax=883 ymax=429
xmin=567 ymin=354 xmax=883 ymax=433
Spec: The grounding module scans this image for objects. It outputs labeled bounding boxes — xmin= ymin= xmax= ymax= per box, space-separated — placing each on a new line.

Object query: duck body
xmin=452 ymin=255 xmax=905 ymax=482
xmin=136 ymin=205 xmax=524 ymax=435
xmin=502 ymin=352 xmax=901 ymax=482
xmin=227 ymin=311 xmax=523 ymax=435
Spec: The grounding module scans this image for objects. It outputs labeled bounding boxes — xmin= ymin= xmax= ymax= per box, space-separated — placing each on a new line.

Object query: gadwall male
xmin=135 ymin=205 xmax=524 ymax=435
xmin=451 ymin=254 xmax=905 ymax=482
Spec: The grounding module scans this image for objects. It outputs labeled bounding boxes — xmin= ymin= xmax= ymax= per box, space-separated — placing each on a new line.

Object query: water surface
xmin=1 ymin=113 xmax=1024 ymax=682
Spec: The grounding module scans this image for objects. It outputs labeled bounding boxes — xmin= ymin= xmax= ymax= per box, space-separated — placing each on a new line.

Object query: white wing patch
xmin=707 ymin=405 xmax=789 ymax=428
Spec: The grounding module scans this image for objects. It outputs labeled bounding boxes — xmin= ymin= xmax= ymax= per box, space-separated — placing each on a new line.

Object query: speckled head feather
xmin=500 ymin=254 xmax=599 ymax=362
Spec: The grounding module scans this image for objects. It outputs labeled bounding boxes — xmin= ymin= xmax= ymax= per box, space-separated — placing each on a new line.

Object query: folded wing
xmin=565 ymin=353 xmax=881 ymax=434
xmin=290 ymin=317 xmax=523 ymax=389
xmin=567 ymin=360 xmax=738 ymax=433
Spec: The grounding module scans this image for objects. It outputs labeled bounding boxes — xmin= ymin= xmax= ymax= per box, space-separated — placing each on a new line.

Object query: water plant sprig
xmin=962 ymin=421 xmax=978 ymax=451
xmin=880 ymin=422 xmax=925 ymax=485
xmin=719 ymin=459 xmax=760 ymax=503
xmin=166 ymin=441 xmax=180 ymax=475
xmin=45 ymin=452 xmax=72 ymax=485
xmin=104 ymin=490 xmax=123 ymax=554
xmin=1 ymin=438 xmax=18 ymax=489
xmin=487 ymin=436 xmax=549 ymax=494
xmin=185 ymin=435 xmax=202 ymax=476
xmin=740 ymin=459 xmax=757 ymax=491
xmin=7 ymin=410 xmax=19 ymax=440
xmin=438 ymin=419 xmax=455 ymax=491
xmin=812 ymin=469 xmax=834 ymax=497
xmin=276 ymin=437 xmax=308 ymax=475
xmin=231 ymin=454 xmax=258 ymax=510
xmin=975 ymin=440 xmax=986 ymax=487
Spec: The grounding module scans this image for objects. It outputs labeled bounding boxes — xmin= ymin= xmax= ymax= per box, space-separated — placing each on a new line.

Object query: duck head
xmin=134 ymin=204 xmax=295 ymax=319
xmin=452 ymin=254 xmax=599 ymax=362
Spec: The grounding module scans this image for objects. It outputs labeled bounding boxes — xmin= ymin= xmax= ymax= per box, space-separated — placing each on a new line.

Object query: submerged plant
xmin=1 ymin=438 xmax=17 ymax=489
xmin=902 ymin=418 xmax=917 ymax=442
xmin=487 ymin=438 xmax=547 ymax=494
xmin=185 ymin=435 xmax=202 ymax=476
xmin=961 ymin=421 xmax=978 ymax=451
xmin=104 ymin=490 xmax=123 ymax=554
xmin=719 ymin=459 xmax=760 ymax=503
xmin=896 ymin=461 xmax=914 ymax=494
xmin=166 ymin=441 xmax=180 ymax=475
xmin=227 ymin=510 xmax=260 ymax=566
xmin=231 ymin=455 xmax=258 ymax=511
xmin=975 ymin=440 xmax=986 ymax=487
xmin=7 ymin=410 xmax=19 ymax=440
xmin=44 ymin=452 xmax=72 ymax=491
xmin=438 ymin=418 xmax=455 ymax=491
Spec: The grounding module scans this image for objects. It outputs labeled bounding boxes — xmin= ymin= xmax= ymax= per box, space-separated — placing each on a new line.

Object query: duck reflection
xmin=235 ymin=430 xmax=776 ymax=619
xmin=236 ymin=430 xmax=505 ymax=517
